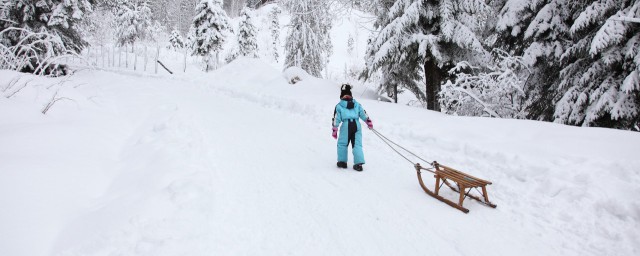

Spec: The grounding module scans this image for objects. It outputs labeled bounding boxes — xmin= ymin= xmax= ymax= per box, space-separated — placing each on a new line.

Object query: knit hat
xmin=340 ymin=84 xmax=352 ymax=99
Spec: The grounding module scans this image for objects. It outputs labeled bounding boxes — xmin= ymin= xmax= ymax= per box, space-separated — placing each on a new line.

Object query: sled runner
xmin=415 ymin=161 xmax=496 ymax=213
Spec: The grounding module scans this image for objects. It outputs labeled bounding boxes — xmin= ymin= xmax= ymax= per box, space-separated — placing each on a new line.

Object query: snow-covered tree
xmin=269 ymin=5 xmax=281 ymax=62
xmin=440 ymin=49 xmax=529 ymax=118
xmin=554 ymin=0 xmax=640 ymax=130
xmin=0 ymin=0 xmax=94 ymax=53
xmin=185 ymin=25 xmax=196 ymax=50
xmin=0 ymin=0 xmax=93 ymax=74
xmin=169 ymin=28 xmax=185 ymax=49
xmin=283 ymin=0 xmax=333 ymax=78
xmin=363 ymin=0 xmax=490 ymax=108
xmin=191 ymin=0 xmax=230 ymax=71
xmin=80 ymin=6 xmax=116 ymax=49
xmin=115 ymin=0 xmax=152 ymax=47
xmin=147 ymin=20 xmax=166 ymax=43
xmin=347 ymin=33 xmax=354 ymax=56
xmin=237 ymin=7 xmax=258 ymax=58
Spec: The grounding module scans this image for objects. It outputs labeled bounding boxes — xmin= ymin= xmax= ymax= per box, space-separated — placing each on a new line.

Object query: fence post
xmin=118 ymin=47 xmax=122 ymax=67
xmin=101 ymin=45 xmax=105 ymax=67
xmin=134 ymin=44 xmax=138 ymax=71
xmin=126 ymin=45 xmax=129 ymax=69
xmin=215 ymin=51 xmax=219 ymax=70
xmin=183 ymin=47 xmax=187 ymax=72
xmin=144 ymin=46 xmax=148 ymax=72
xmin=155 ymin=45 xmax=160 ymax=74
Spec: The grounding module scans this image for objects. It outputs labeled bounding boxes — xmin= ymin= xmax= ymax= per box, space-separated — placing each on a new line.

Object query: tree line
xmin=362 ymin=0 xmax=639 ymax=131
xmin=1 ymin=0 xmax=638 ymax=131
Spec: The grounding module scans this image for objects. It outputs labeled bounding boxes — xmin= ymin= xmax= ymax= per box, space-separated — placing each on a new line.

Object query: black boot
xmin=337 ymin=161 xmax=347 ymax=168
xmin=353 ymin=164 xmax=363 ymax=171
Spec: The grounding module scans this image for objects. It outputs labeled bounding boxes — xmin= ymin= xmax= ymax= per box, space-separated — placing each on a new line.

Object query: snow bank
xmin=283 ymin=66 xmax=309 ymax=84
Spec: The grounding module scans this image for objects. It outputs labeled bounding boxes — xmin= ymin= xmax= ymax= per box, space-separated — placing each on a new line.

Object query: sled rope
xmin=370 ymin=128 xmax=434 ymax=168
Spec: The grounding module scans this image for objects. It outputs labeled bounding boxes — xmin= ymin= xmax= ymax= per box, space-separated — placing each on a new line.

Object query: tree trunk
xmin=155 ymin=45 xmax=160 ymax=74
xmin=133 ymin=43 xmax=138 ymax=71
xmin=424 ymin=59 xmax=443 ymax=111
xmin=125 ymin=45 xmax=129 ymax=69
xmin=144 ymin=46 xmax=148 ymax=72
xmin=394 ymin=83 xmax=398 ymax=104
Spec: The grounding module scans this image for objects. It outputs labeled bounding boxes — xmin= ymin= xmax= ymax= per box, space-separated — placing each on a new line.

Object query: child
xmin=332 ymin=84 xmax=373 ymax=171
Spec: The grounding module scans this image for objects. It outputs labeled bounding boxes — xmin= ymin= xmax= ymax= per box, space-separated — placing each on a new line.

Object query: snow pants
xmin=337 ymin=119 xmax=365 ymax=164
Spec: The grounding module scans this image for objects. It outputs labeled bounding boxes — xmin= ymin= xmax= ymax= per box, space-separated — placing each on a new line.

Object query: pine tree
xmin=554 ymin=0 xmax=640 ymax=130
xmin=169 ymin=28 xmax=185 ymax=49
xmin=0 ymin=0 xmax=94 ymax=53
xmin=283 ymin=0 xmax=332 ymax=78
xmin=191 ymin=0 xmax=230 ymax=71
xmin=363 ymin=0 xmax=490 ymax=108
xmin=269 ymin=5 xmax=281 ymax=62
xmin=115 ymin=0 xmax=152 ymax=47
xmin=347 ymin=34 xmax=354 ymax=56
xmin=237 ymin=7 xmax=258 ymax=58
xmin=0 ymin=0 xmax=93 ymax=74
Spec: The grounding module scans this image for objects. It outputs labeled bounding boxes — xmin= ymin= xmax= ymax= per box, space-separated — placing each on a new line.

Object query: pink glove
xmin=366 ymin=119 xmax=373 ymax=129
xmin=332 ymin=127 xmax=338 ymax=139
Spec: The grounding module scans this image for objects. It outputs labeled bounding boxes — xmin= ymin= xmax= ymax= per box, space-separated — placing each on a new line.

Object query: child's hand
xmin=332 ymin=127 xmax=338 ymax=139
xmin=366 ymin=119 xmax=373 ymax=129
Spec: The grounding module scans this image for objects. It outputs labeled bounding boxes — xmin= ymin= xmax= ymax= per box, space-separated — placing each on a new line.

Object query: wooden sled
xmin=415 ymin=161 xmax=496 ymax=213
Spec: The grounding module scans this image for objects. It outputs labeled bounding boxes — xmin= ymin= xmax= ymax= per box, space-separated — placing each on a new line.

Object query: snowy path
xmin=1 ymin=61 xmax=639 ymax=256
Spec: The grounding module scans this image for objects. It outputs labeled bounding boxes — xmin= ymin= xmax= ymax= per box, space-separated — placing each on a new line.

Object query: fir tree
xmin=283 ymin=0 xmax=333 ymax=78
xmin=554 ymin=0 xmax=640 ymax=130
xmin=269 ymin=5 xmax=281 ymax=62
xmin=191 ymin=0 xmax=230 ymax=71
xmin=237 ymin=7 xmax=258 ymax=58
xmin=169 ymin=28 xmax=185 ymax=49
xmin=0 ymin=0 xmax=94 ymax=53
xmin=363 ymin=0 xmax=490 ymax=108
xmin=347 ymin=34 xmax=354 ymax=56
xmin=115 ymin=0 xmax=152 ymax=47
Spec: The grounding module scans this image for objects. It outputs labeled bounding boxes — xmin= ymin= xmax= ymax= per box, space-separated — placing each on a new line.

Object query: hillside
xmin=2 ymin=2 xmax=640 ymax=256
xmin=1 ymin=58 xmax=639 ymax=255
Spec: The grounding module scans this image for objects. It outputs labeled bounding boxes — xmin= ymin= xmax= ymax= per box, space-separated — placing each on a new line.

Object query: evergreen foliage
xmin=362 ymin=0 xmax=490 ymax=108
xmin=237 ymin=7 xmax=258 ymax=58
xmin=269 ymin=5 xmax=280 ymax=62
xmin=363 ymin=0 xmax=639 ymax=130
xmin=283 ymin=0 xmax=332 ymax=78
xmin=190 ymin=0 xmax=230 ymax=71
xmin=0 ymin=0 xmax=94 ymax=53
xmin=554 ymin=0 xmax=640 ymax=129
xmin=169 ymin=28 xmax=185 ymax=49
xmin=114 ymin=0 xmax=152 ymax=47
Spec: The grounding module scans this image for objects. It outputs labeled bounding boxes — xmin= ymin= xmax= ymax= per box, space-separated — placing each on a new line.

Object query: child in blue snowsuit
xmin=332 ymin=84 xmax=373 ymax=171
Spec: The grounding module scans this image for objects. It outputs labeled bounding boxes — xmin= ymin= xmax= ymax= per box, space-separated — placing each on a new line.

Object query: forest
xmin=1 ymin=0 xmax=638 ymax=131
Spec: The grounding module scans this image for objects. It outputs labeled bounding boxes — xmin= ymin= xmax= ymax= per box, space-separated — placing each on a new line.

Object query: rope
xmin=369 ymin=128 xmax=434 ymax=167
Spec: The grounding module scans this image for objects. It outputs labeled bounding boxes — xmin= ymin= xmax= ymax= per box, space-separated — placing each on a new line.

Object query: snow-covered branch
xmin=0 ymin=27 xmax=75 ymax=76
xmin=439 ymin=49 xmax=529 ymax=118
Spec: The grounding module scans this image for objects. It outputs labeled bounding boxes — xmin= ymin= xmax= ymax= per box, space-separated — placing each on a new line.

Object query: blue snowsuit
xmin=333 ymin=98 xmax=370 ymax=164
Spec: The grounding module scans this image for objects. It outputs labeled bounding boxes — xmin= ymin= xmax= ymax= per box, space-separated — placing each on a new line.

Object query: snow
xmin=2 ymin=3 xmax=640 ymax=256
xmin=1 ymin=55 xmax=640 ymax=255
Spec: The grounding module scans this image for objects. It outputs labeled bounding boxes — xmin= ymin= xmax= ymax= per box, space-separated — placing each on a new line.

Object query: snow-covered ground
xmin=2 ymin=3 xmax=640 ymax=256
xmin=1 ymin=57 xmax=639 ymax=256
